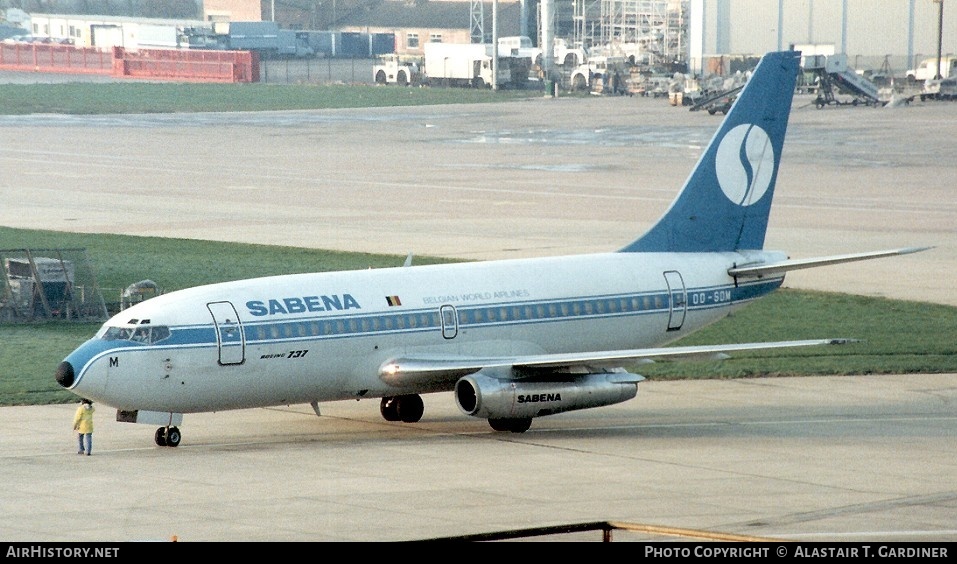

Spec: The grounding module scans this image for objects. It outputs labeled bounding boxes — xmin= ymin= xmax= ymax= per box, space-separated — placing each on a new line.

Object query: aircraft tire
xmin=397 ymin=394 xmax=424 ymax=423
xmin=488 ymin=418 xmax=532 ymax=433
xmin=488 ymin=418 xmax=509 ymax=431
xmin=155 ymin=427 xmax=168 ymax=447
xmin=166 ymin=427 xmax=181 ymax=447
xmin=507 ymin=418 xmax=532 ymax=433
xmin=380 ymin=397 xmax=400 ymax=421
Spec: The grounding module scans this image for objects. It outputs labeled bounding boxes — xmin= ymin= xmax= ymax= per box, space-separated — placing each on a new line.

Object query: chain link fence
xmin=0 ymin=248 xmax=108 ymax=323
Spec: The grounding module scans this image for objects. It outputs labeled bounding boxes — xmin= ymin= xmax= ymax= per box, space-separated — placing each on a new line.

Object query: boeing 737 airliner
xmin=55 ymin=50 xmax=927 ymax=447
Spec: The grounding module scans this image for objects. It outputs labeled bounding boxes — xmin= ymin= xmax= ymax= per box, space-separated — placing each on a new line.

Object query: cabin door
xmin=440 ymin=304 xmax=458 ymax=339
xmin=207 ymin=301 xmax=246 ymax=365
xmin=663 ymin=270 xmax=687 ymax=331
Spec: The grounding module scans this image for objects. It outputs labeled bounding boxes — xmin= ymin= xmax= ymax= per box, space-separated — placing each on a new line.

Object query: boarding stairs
xmin=802 ymin=53 xmax=883 ymax=108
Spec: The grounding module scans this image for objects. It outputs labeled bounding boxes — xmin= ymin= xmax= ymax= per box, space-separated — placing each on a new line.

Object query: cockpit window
xmin=103 ymin=327 xmax=132 ymax=341
xmin=151 ymin=326 xmax=171 ymax=343
xmin=130 ymin=327 xmax=150 ymax=343
xmin=101 ymin=325 xmax=171 ymax=344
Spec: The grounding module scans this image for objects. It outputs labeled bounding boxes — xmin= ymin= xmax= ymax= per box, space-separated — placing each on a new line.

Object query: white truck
xmin=373 ymin=54 xmax=422 ymax=86
xmin=906 ymin=56 xmax=957 ymax=82
xmin=499 ymin=36 xmax=587 ymax=68
xmin=423 ymin=42 xmax=522 ymax=88
xmin=568 ymin=55 xmax=629 ymax=93
xmin=550 ymin=38 xmax=589 ymax=67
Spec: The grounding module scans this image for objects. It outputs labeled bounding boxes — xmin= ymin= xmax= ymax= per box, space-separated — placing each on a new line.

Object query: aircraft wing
xmin=378 ymin=338 xmax=855 ymax=388
xmin=729 ymin=247 xmax=932 ymax=279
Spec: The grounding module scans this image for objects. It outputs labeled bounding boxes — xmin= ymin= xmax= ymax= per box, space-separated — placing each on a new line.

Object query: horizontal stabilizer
xmin=379 ymin=339 xmax=856 ymax=388
xmin=728 ymin=247 xmax=932 ymax=279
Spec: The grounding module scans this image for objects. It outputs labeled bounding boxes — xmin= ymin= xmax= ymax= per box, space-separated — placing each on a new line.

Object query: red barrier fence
xmin=114 ymin=47 xmax=260 ymax=82
xmin=0 ymin=42 xmax=112 ymax=74
xmin=0 ymin=43 xmax=259 ymax=83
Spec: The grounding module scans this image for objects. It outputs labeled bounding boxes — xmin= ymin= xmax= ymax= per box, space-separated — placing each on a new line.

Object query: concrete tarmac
xmin=0 ymin=93 xmax=953 ymax=306
xmin=3 ymin=374 xmax=957 ymax=542
xmin=1 ymin=85 xmax=956 ymax=542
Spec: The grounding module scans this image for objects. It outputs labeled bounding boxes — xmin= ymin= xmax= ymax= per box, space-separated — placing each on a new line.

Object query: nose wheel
xmin=154 ymin=426 xmax=182 ymax=447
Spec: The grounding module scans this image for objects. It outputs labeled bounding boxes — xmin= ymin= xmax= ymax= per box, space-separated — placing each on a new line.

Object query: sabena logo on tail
xmin=715 ymin=124 xmax=775 ymax=207
xmin=621 ymin=50 xmax=801 ymax=254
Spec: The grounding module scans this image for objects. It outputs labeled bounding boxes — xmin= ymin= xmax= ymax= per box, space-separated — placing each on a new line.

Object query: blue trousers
xmin=77 ymin=433 xmax=92 ymax=455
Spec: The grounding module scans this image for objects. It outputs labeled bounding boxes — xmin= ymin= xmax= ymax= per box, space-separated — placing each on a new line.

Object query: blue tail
xmin=621 ymin=50 xmax=802 ymax=253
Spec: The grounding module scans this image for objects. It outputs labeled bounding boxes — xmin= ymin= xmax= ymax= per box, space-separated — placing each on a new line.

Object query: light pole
xmin=934 ymin=0 xmax=944 ymax=79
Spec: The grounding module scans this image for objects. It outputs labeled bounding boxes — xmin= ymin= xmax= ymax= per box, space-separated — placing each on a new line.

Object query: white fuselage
xmin=64 ymin=250 xmax=785 ymax=413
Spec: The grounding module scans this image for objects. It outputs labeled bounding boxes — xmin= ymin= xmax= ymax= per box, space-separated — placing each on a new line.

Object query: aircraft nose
xmin=55 ymin=361 xmax=75 ymax=388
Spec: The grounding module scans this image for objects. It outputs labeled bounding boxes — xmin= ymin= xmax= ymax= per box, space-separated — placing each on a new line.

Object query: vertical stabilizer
xmin=621 ymin=50 xmax=801 ymax=253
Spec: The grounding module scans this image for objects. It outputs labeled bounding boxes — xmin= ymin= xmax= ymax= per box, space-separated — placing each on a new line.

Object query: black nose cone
xmin=55 ymin=361 xmax=75 ymax=388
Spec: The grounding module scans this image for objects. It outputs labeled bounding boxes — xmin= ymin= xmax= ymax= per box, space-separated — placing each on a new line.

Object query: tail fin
xmin=621 ymin=50 xmax=802 ymax=253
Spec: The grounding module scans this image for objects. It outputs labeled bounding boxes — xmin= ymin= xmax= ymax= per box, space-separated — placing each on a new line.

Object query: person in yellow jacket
xmin=73 ymin=398 xmax=95 ymax=456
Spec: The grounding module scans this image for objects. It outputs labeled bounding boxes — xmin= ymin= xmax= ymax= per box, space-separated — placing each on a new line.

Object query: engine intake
xmin=454 ymin=371 xmax=641 ymax=420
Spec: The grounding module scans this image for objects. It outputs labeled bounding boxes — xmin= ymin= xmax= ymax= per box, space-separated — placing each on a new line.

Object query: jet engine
xmin=454 ymin=371 xmax=641 ymax=421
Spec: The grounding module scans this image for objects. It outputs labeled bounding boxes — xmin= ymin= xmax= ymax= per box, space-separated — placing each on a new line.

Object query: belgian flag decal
xmin=386 ymin=296 xmax=402 ymax=307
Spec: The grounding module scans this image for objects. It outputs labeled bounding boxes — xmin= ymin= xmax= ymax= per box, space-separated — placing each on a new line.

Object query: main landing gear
xmin=155 ymin=426 xmax=181 ymax=447
xmin=379 ymin=394 xmax=424 ymax=423
xmin=488 ymin=418 xmax=532 ymax=433
xmin=379 ymin=394 xmax=532 ymax=433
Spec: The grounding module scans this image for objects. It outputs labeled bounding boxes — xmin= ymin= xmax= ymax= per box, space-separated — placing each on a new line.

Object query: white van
xmin=906 ymin=56 xmax=957 ymax=82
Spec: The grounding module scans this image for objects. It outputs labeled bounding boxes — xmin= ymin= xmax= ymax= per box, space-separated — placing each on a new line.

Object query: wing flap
xmin=378 ymin=339 xmax=856 ymax=388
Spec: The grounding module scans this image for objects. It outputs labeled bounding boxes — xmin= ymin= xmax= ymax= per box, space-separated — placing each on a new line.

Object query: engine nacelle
xmin=454 ymin=371 xmax=641 ymax=420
